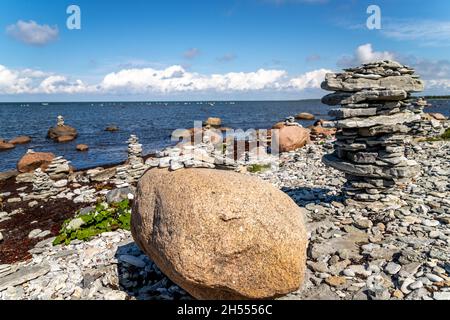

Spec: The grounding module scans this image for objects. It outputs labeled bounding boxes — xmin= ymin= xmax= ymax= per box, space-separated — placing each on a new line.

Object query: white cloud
xmin=0 ymin=64 xmax=333 ymax=96
xmin=101 ymin=66 xmax=288 ymax=93
xmin=38 ymin=76 xmax=92 ymax=94
xmin=425 ymin=79 xmax=450 ymax=90
xmin=338 ymin=43 xmax=395 ymax=67
xmin=6 ymin=20 xmax=59 ymax=46
xmin=289 ymin=69 xmax=332 ymax=90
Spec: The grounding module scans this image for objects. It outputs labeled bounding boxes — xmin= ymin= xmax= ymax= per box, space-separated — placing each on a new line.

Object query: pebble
xmin=385 ymin=262 xmax=402 ymax=275
xmin=426 ymin=273 xmax=444 ymax=282
xmin=409 ymin=280 xmax=423 ymax=290
xmin=433 ymin=292 xmax=450 ymax=300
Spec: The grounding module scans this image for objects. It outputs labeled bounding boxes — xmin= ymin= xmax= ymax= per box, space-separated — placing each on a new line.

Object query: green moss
xmin=247 ymin=163 xmax=271 ymax=173
xmin=424 ymin=128 xmax=450 ymax=142
xmin=441 ymin=128 xmax=450 ymax=140
xmin=53 ymin=199 xmax=131 ymax=246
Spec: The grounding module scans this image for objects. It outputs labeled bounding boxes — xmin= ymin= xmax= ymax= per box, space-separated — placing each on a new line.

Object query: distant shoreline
xmin=0 ymin=96 xmax=449 ymax=105
xmin=424 ymin=96 xmax=450 ymax=100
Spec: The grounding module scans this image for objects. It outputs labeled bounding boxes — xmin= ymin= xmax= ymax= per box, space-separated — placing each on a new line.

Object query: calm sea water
xmin=1 ymin=99 xmax=449 ymax=172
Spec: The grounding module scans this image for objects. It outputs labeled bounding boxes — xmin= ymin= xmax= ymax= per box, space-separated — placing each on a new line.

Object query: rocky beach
xmin=1 ymin=60 xmax=450 ymax=301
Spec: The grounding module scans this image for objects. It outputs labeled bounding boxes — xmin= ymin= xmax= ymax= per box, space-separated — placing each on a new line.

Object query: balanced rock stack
xmin=45 ymin=156 xmax=71 ymax=180
xmin=31 ymin=168 xmax=57 ymax=198
xmin=114 ymin=135 xmax=148 ymax=187
xmin=321 ymin=60 xmax=424 ymax=202
xmin=407 ymin=99 xmax=449 ymax=137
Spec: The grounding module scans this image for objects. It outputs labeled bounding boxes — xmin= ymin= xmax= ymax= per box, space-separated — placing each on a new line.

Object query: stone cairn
xmin=284 ymin=116 xmax=303 ymax=127
xmin=145 ymin=132 xmax=277 ymax=172
xmin=407 ymin=99 xmax=449 ymax=137
xmin=46 ymin=156 xmax=71 ymax=180
xmin=57 ymin=115 xmax=65 ymax=127
xmin=31 ymin=168 xmax=57 ymax=198
xmin=114 ymin=135 xmax=148 ymax=187
xmin=321 ymin=60 xmax=424 ymax=202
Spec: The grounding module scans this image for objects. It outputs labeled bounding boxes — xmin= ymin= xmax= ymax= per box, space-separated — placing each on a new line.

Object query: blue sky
xmin=0 ymin=0 xmax=449 ymax=101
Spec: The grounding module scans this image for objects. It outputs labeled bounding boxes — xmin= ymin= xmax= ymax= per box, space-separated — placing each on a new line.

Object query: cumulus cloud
xmin=337 ymin=43 xmax=395 ymax=68
xmin=183 ymin=48 xmax=200 ymax=59
xmin=289 ymin=69 xmax=332 ymax=90
xmin=0 ymin=64 xmax=91 ymax=95
xmin=101 ymin=66 xmax=287 ymax=93
xmin=425 ymin=79 xmax=450 ymax=90
xmin=0 ymin=64 xmax=334 ymax=96
xmin=6 ymin=20 xmax=59 ymax=46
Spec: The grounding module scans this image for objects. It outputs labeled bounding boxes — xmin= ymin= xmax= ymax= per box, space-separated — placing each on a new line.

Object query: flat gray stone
xmin=0 ymin=264 xmax=50 ymax=291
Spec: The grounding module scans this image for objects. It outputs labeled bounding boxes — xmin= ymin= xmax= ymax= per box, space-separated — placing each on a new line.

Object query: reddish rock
xmin=295 ymin=112 xmax=315 ymax=120
xmin=105 ymin=125 xmax=119 ymax=132
xmin=272 ymin=122 xmax=286 ymax=129
xmin=429 ymin=113 xmax=447 ymax=121
xmin=17 ymin=152 xmax=55 ymax=173
xmin=56 ymin=135 xmax=76 ymax=143
xmin=272 ymin=126 xmax=310 ymax=152
xmin=310 ymin=126 xmax=337 ymax=137
xmin=205 ymin=117 xmax=222 ymax=127
xmin=47 ymin=125 xmax=78 ymax=142
xmin=0 ymin=141 xmax=15 ymax=151
xmin=76 ymin=144 xmax=89 ymax=152
xmin=9 ymin=136 xmax=32 ymax=145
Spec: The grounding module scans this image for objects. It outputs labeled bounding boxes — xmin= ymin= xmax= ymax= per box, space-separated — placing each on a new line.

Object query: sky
xmin=0 ymin=0 xmax=449 ymax=101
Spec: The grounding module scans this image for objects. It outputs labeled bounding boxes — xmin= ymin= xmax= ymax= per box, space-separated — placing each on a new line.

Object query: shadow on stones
xmin=281 ymin=186 xmax=344 ymax=207
xmin=114 ymin=242 xmax=191 ymax=300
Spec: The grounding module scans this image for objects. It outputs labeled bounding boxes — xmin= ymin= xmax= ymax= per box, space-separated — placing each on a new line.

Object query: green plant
xmin=247 ymin=163 xmax=271 ymax=173
xmin=424 ymin=128 xmax=450 ymax=142
xmin=53 ymin=199 xmax=131 ymax=246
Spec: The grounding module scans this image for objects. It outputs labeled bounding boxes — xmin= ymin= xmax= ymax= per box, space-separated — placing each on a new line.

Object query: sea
xmin=1 ymin=99 xmax=449 ymax=172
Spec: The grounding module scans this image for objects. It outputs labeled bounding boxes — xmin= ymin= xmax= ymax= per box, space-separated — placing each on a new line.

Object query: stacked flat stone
xmin=57 ymin=115 xmax=65 ymax=127
xmin=114 ymin=135 xmax=148 ymax=187
xmin=321 ymin=60 xmax=424 ymax=201
xmin=31 ymin=168 xmax=57 ymax=198
xmin=145 ymin=138 xmax=276 ymax=172
xmin=45 ymin=156 xmax=71 ymax=180
xmin=407 ymin=99 xmax=449 ymax=137
xmin=284 ymin=116 xmax=302 ymax=127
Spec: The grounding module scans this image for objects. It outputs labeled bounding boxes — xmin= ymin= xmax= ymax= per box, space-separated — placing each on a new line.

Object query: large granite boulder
xmin=132 ymin=168 xmax=308 ymax=300
xmin=47 ymin=125 xmax=78 ymax=142
xmin=17 ymin=151 xmax=55 ymax=173
xmin=272 ymin=126 xmax=310 ymax=153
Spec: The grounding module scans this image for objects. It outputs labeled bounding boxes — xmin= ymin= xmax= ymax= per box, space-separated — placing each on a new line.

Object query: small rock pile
xmin=30 ymin=169 xmax=57 ymax=199
xmin=284 ymin=116 xmax=303 ymax=127
xmin=321 ymin=60 xmax=425 ymax=202
xmin=114 ymin=135 xmax=148 ymax=187
xmin=407 ymin=99 xmax=449 ymax=137
xmin=45 ymin=156 xmax=71 ymax=180
xmin=145 ymin=138 xmax=277 ymax=172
